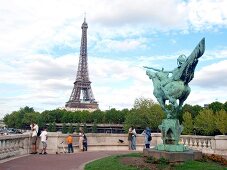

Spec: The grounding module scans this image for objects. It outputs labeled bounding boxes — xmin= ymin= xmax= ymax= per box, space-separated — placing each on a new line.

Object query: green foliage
xmin=62 ymin=123 xmax=68 ymax=134
xmin=223 ymin=101 xmax=227 ymax=112
xmin=194 ymin=109 xmax=216 ymax=135
xmin=75 ymin=123 xmax=80 ymax=133
xmin=181 ymin=104 xmax=203 ymax=119
xmin=124 ymin=97 xmax=164 ymax=131
xmin=215 ymin=109 xmax=227 ymax=135
xmin=83 ymin=123 xmax=88 ymax=133
xmin=3 ymin=106 xmax=38 ymax=129
xmin=68 ymin=123 xmax=74 ymax=133
xmin=209 ymin=101 xmax=223 ymax=113
xmin=85 ymin=153 xmax=226 ymax=170
xmin=48 ymin=122 xmax=56 ymax=132
xmin=174 ymin=160 xmax=226 ymax=170
xmin=52 ymin=122 xmax=56 ymax=132
xmin=133 ymin=97 xmax=155 ymax=109
xmin=92 ymin=120 xmax=98 ymax=133
xmin=182 ymin=112 xmax=194 ymax=135
xmin=85 ymin=154 xmax=139 ymax=170
xmin=48 ymin=122 xmax=53 ymax=132
xmin=91 ymin=110 xmax=104 ymax=123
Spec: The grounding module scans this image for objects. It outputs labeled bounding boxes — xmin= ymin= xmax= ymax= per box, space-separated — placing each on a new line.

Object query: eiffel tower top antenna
xmin=84 ymin=12 xmax=86 ymax=22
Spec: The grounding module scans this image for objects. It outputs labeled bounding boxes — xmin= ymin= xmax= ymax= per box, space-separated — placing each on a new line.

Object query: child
xmin=66 ymin=134 xmax=74 ymax=153
xmin=39 ymin=127 xmax=48 ymax=154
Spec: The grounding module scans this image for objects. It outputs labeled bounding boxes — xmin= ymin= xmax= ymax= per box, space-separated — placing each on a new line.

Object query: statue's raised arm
xmin=143 ymin=66 xmax=171 ymax=73
xmin=143 ymin=66 xmax=162 ymax=72
xmin=172 ymin=38 xmax=205 ymax=84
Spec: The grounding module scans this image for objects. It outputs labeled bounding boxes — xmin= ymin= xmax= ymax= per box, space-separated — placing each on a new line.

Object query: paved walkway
xmin=0 ymin=151 xmax=134 ymax=170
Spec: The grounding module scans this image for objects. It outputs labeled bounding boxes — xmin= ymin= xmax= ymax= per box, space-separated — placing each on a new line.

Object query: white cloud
xmin=188 ymin=0 xmax=227 ymax=30
xmin=192 ymin=60 xmax=227 ymax=88
xmin=1 ymin=0 xmax=227 ymax=118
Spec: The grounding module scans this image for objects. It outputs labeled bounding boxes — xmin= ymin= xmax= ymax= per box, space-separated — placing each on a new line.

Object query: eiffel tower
xmin=65 ymin=17 xmax=98 ymax=111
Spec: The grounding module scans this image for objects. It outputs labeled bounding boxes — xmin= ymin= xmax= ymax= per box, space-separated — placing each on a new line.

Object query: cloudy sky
xmin=0 ymin=0 xmax=227 ymax=118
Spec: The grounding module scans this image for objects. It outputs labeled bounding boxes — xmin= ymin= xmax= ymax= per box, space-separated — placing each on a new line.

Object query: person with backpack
xmin=142 ymin=127 xmax=152 ymax=148
xmin=82 ymin=133 xmax=87 ymax=151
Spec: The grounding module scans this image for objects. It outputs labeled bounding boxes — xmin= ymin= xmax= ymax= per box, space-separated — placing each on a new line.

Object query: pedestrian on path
xmin=82 ymin=133 xmax=87 ymax=151
xmin=39 ymin=127 xmax=48 ymax=154
xmin=30 ymin=122 xmax=39 ymax=154
xmin=131 ymin=126 xmax=137 ymax=150
xmin=66 ymin=134 xmax=74 ymax=153
xmin=141 ymin=127 xmax=151 ymax=148
xmin=128 ymin=127 xmax=132 ymax=150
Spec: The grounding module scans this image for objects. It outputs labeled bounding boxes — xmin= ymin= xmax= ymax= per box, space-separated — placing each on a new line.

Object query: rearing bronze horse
xmin=144 ymin=38 xmax=205 ymax=118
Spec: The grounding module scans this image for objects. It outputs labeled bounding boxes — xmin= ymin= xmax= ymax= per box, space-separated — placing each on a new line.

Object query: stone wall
xmin=1 ymin=133 xmax=227 ymax=160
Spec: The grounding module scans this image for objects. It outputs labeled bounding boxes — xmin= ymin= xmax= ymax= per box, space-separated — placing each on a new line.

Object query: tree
xmin=83 ymin=123 xmax=88 ymax=133
xmin=182 ymin=112 xmax=194 ymax=135
xmin=194 ymin=109 xmax=216 ymax=135
xmin=215 ymin=109 xmax=227 ymax=135
xmin=209 ymin=101 xmax=223 ymax=113
xmin=133 ymin=97 xmax=155 ymax=109
xmin=76 ymin=123 xmax=80 ymax=133
xmin=104 ymin=109 xmax=125 ymax=124
xmin=124 ymin=98 xmax=164 ymax=131
xmin=3 ymin=106 xmax=38 ymax=129
xmin=62 ymin=123 xmax=68 ymax=134
xmin=182 ymin=104 xmax=203 ymax=119
xmin=68 ymin=123 xmax=74 ymax=133
xmin=48 ymin=123 xmax=53 ymax=132
xmin=52 ymin=122 xmax=56 ymax=132
xmin=223 ymin=101 xmax=227 ymax=112
xmin=92 ymin=119 xmax=98 ymax=133
xmin=91 ymin=110 xmax=105 ymax=123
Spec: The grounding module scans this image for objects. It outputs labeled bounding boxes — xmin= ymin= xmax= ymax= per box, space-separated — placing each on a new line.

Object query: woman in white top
xmin=79 ymin=127 xmax=84 ymax=151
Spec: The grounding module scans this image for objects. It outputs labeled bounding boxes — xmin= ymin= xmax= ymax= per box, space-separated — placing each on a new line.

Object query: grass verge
xmin=85 ymin=153 xmax=227 ymax=170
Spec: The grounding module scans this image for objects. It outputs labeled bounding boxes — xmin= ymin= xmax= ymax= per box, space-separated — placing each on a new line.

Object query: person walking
xmin=142 ymin=127 xmax=152 ymax=148
xmin=131 ymin=126 xmax=137 ymax=150
xmin=30 ymin=122 xmax=39 ymax=154
xmin=39 ymin=127 xmax=48 ymax=154
xmin=127 ymin=127 xmax=132 ymax=150
xmin=66 ymin=134 xmax=74 ymax=153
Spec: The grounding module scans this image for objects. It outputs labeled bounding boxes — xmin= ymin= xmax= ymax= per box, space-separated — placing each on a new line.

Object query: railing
xmin=180 ymin=135 xmax=215 ymax=154
xmin=0 ymin=133 xmax=226 ymax=161
xmin=0 ymin=134 xmax=30 ymax=160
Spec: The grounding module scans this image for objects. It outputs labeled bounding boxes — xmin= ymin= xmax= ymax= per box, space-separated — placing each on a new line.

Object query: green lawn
xmin=85 ymin=153 xmax=227 ymax=170
xmin=175 ymin=160 xmax=227 ymax=170
xmin=85 ymin=154 xmax=140 ymax=170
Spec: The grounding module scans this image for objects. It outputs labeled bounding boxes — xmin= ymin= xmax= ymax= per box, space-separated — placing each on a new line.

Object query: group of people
xmin=127 ymin=126 xmax=137 ymax=150
xmin=30 ymin=123 xmax=48 ymax=155
xmin=30 ymin=122 xmax=88 ymax=155
xmin=66 ymin=127 xmax=87 ymax=153
xmin=31 ymin=122 xmax=152 ymax=154
xmin=128 ymin=126 xmax=152 ymax=150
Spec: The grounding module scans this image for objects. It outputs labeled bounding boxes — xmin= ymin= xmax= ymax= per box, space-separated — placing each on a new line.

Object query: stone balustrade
xmin=0 ymin=134 xmax=30 ymax=160
xmin=0 ymin=133 xmax=226 ymax=161
xmin=180 ymin=135 xmax=215 ymax=154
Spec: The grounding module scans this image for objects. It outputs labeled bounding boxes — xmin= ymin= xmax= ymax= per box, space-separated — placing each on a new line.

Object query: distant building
xmin=204 ymin=104 xmax=209 ymax=108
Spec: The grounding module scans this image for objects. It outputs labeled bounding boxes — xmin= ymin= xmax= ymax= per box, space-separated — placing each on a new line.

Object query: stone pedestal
xmin=156 ymin=144 xmax=188 ymax=152
xmin=143 ymin=148 xmax=202 ymax=163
